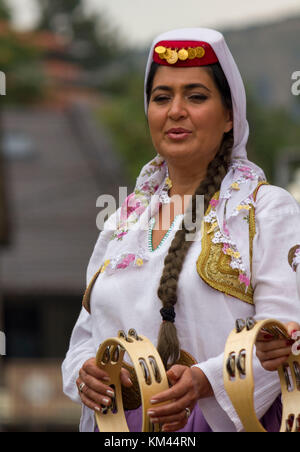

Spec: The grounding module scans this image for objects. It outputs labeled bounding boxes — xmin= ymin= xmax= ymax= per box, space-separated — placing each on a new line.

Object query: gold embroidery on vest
xmin=196 ymin=181 xmax=268 ymax=305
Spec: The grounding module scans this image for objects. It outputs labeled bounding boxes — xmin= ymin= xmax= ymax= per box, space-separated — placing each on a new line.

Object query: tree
xmin=36 ymin=0 xmax=122 ymax=70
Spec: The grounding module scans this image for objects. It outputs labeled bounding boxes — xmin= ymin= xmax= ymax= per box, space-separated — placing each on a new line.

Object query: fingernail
xmin=94 ymin=406 xmax=101 ymax=412
xmin=263 ymin=333 xmax=274 ymax=339
xmin=150 ymin=399 xmax=158 ymax=404
xmin=102 ymin=377 xmax=110 ymax=382
xmin=102 ymin=397 xmax=110 ymax=405
xmin=147 ymin=410 xmax=155 ymax=416
xmin=106 ymin=390 xmax=115 ymax=397
xmin=150 ymin=418 xmax=159 ymax=423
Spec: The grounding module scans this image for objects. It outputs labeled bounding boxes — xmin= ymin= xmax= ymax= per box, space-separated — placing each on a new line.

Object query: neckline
xmin=148 ymin=215 xmax=183 ymax=252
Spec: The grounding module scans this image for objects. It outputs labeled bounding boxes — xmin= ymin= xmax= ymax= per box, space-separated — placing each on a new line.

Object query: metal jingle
xmin=139 ymin=358 xmax=152 ymax=385
xmin=235 ymin=318 xmax=246 ymax=333
xmin=236 ymin=350 xmax=246 ymax=376
xmin=118 ymin=330 xmax=128 ymax=341
xmin=272 ymin=325 xmax=290 ymax=339
xmin=246 ymin=317 xmax=256 ymax=330
xmin=293 ymin=361 xmax=300 ymax=388
xmin=102 ymin=346 xmax=111 ymax=364
xmin=286 ymin=415 xmax=295 ymax=432
xmin=128 ymin=328 xmax=141 ymax=340
xmin=296 ymin=416 xmax=300 ymax=432
xmin=112 ymin=345 xmax=120 ymax=363
xmin=283 ymin=364 xmax=293 ymax=392
xmin=226 ymin=353 xmax=236 ymax=378
xmin=149 ymin=356 xmax=161 ymax=383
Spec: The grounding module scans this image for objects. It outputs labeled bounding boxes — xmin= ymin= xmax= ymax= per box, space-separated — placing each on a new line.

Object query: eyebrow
xmin=151 ymin=83 xmax=212 ymax=95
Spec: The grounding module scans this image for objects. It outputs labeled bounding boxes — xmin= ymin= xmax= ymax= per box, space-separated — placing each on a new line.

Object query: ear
xmin=224 ymin=109 xmax=233 ymax=133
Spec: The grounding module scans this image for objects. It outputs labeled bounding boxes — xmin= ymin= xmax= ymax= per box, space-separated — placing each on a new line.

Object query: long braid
xmin=157 ymin=131 xmax=233 ymax=368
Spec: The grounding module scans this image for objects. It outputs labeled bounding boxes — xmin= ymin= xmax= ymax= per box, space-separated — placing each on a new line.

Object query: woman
xmin=62 ymin=28 xmax=300 ymax=432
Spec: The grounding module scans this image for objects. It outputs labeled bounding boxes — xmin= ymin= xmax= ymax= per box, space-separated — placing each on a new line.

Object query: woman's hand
xmin=76 ymin=358 xmax=132 ymax=412
xmin=147 ymin=364 xmax=213 ymax=432
xmin=256 ymin=322 xmax=300 ymax=372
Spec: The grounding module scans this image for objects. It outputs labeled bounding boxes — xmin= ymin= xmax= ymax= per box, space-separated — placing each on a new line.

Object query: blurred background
xmin=0 ymin=0 xmax=299 ymax=432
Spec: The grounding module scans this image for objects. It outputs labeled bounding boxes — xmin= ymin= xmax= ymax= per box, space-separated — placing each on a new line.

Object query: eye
xmin=151 ymin=94 xmax=171 ymax=103
xmin=188 ymin=93 xmax=208 ymax=102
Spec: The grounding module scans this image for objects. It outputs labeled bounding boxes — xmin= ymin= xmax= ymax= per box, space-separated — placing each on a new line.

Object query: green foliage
xmin=97 ymin=71 xmax=155 ymax=184
xmin=0 ymin=0 xmax=10 ymax=21
xmin=36 ymin=0 xmax=122 ymax=69
xmin=246 ymin=86 xmax=300 ymax=182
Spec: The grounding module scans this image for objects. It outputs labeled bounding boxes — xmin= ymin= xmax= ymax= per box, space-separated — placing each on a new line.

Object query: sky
xmin=8 ymin=0 xmax=300 ymax=48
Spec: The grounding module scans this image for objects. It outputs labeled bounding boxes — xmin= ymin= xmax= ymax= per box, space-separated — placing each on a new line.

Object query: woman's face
xmin=147 ymin=66 xmax=233 ymax=168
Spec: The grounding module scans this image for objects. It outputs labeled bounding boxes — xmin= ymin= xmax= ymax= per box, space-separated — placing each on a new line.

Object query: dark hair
xmin=146 ymin=61 xmax=234 ymax=368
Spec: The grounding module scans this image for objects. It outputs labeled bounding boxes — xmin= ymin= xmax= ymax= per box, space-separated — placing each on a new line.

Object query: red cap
xmin=153 ymin=40 xmax=218 ymax=67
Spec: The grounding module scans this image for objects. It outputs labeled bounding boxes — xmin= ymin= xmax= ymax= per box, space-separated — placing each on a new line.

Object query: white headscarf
xmin=138 ymin=28 xmax=266 ymax=288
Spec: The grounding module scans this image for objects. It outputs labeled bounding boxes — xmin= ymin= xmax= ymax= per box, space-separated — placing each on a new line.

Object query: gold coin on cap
xmin=178 ymin=48 xmax=189 ymax=61
xmin=167 ymin=50 xmax=179 ymax=64
xmin=196 ymin=46 xmax=205 ymax=58
xmin=164 ymin=48 xmax=173 ymax=59
xmin=188 ymin=48 xmax=197 ymax=59
xmin=155 ymin=46 xmax=166 ymax=54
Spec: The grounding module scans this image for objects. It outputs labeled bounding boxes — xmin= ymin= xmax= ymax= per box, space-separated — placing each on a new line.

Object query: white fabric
xmin=62 ymin=184 xmax=300 ymax=432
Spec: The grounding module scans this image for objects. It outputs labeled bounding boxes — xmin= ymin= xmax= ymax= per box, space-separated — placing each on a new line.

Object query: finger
xmin=148 ymin=393 xmax=194 ymax=421
xmin=260 ymin=355 xmax=290 ymax=372
xmin=166 ymin=365 xmax=185 ymax=386
xmin=256 ymin=345 xmax=292 ymax=363
xmin=120 ymin=368 xmax=133 ymax=387
xmin=162 ymin=420 xmax=187 ymax=432
xmin=285 ymin=322 xmax=300 ymax=337
xmin=149 ymin=406 xmax=189 ymax=426
xmin=82 ymin=359 xmax=110 ymax=382
xmin=256 ymin=339 xmax=290 ymax=352
xmin=79 ymin=368 xmax=115 ymax=399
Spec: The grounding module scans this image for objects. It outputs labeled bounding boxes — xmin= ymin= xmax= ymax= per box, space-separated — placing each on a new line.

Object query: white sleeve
xmin=61 ymin=308 xmax=96 ymax=403
xmin=194 ymin=185 xmax=300 ymax=431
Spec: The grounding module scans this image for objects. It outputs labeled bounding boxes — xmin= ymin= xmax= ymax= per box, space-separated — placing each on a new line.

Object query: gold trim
xmin=197 ymin=182 xmax=269 ymax=305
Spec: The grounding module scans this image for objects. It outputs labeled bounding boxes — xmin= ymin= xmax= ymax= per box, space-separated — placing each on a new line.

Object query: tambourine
xmin=95 ymin=329 xmax=169 ymax=432
xmin=224 ymin=317 xmax=300 ymax=432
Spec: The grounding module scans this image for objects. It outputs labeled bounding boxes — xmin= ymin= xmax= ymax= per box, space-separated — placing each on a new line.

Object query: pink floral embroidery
xmin=120 ymin=193 xmax=146 ymax=222
xmin=116 ymin=253 xmax=135 ymax=269
xmin=222 ymin=243 xmax=230 ymax=253
xmin=116 ymin=231 xmax=128 ymax=240
xmin=210 ymin=199 xmax=219 ymax=208
xmin=223 ymin=221 xmax=230 ymax=237
xmin=239 ymin=273 xmax=250 ymax=287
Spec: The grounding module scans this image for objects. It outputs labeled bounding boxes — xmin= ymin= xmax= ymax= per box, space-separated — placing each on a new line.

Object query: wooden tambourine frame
xmin=95 ymin=329 xmax=169 ymax=432
xmin=224 ymin=318 xmax=300 ymax=432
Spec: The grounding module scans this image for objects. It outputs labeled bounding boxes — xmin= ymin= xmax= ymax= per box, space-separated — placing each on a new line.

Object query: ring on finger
xmin=78 ymin=382 xmax=87 ymax=393
xmin=185 ymin=407 xmax=191 ymax=419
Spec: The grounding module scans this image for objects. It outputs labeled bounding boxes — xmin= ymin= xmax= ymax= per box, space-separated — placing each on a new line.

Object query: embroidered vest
xmin=197 ymin=181 xmax=268 ymax=305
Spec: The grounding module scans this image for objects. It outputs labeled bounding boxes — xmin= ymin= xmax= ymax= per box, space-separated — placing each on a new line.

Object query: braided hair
xmin=146 ymin=62 xmax=234 ymax=368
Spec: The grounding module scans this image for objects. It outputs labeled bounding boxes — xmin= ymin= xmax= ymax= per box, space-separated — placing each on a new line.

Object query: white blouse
xmin=62 ymin=184 xmax=300 ymax=432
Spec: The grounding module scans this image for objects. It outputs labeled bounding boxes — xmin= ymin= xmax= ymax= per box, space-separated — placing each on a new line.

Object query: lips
xmin=166 ymin=128 xmax=192 ymax=140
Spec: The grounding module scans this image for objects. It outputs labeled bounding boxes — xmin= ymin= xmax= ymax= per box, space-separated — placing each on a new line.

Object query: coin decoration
xmin=155 ymin=45 xmax=206 ymax=65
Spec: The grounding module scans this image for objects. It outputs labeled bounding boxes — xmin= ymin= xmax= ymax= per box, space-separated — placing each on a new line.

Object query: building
xmin=0 ymin=25 xmax=130 ymax=431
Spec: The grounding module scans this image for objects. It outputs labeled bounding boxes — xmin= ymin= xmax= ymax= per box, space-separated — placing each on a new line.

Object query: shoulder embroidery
xmin=196 ymin=181 xmax=269 ymax=305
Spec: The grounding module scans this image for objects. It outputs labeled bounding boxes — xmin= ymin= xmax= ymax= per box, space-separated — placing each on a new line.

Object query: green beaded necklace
xmin=148 ymin=215 xmax=183 ymax=252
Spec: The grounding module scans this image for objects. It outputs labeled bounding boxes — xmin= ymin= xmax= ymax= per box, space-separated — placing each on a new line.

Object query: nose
xmin=168 ymin=96 xmax=187 ymax=121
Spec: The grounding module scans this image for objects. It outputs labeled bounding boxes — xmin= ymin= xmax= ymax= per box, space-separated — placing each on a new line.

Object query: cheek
xmin=193 ymin=105 xmax=228 ymax=133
